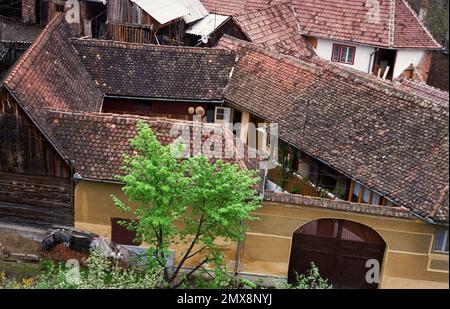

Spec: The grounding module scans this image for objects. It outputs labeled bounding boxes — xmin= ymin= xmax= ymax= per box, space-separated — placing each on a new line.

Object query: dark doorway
xmin=372 ymin=49 xmax=397 ymax=80
xmin=288 ymin=219 xmax=386 ymax=289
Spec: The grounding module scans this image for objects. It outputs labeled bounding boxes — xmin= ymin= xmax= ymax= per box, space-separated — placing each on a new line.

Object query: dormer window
xmin=332 ymin=44 xmax=356 ymax=65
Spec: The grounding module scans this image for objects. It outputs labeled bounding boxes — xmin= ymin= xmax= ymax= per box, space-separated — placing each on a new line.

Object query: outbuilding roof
xmin=71 ymin=38 xmax=236 ymax=101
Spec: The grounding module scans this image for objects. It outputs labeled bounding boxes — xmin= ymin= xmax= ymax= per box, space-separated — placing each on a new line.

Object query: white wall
xmin=392 ymin=49 xmax=425 ymax=79
xmin=314 ymin=39 xmax=426 ymax=80
xmin=315 ymin=38 xmax=376 ymax=73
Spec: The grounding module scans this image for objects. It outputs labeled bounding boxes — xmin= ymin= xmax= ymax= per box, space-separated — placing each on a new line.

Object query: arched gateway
xmin=288 ymin=219 xmax=386 ymax=289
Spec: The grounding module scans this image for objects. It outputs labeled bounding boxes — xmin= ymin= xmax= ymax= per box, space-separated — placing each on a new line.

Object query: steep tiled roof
xmin=2 ymin=14 xmax=103 ymax=131
xmin=45 ymin=111 xmax=259 ymax=182
xmin=232 ymin=2 xmax=316 ymax=57
xmin=395 ymin=78 xmax=449 ymax=108
xmin=294 ymin=0 xmax=441 ymax=49
xmin=71 ymin=39 xmax=236 ymax=101
xmin=203 ymin=0 xmax=440 ymax=49
xmin=223 ymin=39 xmax=449 ymax=223
xmin=200 ymin=0 xmax=283 ymax=15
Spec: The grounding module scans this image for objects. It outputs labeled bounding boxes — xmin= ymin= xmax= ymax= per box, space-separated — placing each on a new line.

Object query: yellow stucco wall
xmin=74 ymin=180 xmax=449 ymax=289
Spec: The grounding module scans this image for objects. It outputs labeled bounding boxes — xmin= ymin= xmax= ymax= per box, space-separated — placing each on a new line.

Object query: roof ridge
xmin=397 ymin=76 xmax=449 ymax=94
xmin=224 ymin=35 xmax=323 ymax=73
xmin=388 ymin=0 xmax=396 ymax=47
xmin=399 ymin=0 xmax=442 ymax=49
xmin=321 ymin=63 xmax=449 ymax=115
xmin=3 ymin=13 xmax=65 ymax=88
xmin=70 ymin=38 xmax=235 ymax=54
xmin=232 ymin=0 xmax=290 ymax=17
xmin=47 ymin=109 xmax=228 ymax=129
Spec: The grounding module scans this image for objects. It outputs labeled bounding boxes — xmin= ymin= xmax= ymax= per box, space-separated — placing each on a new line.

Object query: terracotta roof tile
xmin=2 ymin=14 xmax=103 ymax=132
xmin=223 ymin=39 xmax=448 ymax=223
xmin=209 ymin=0 xmax=441 ymax=49
xmin=200 ymin=0 xmax=283 ymax=15
xmin=45 ymin=111 xmax=259 ymax=182
xmin=395 ymin=78 xmax=449 ymax=108
xmin=71 ymin=39 xmax=236 ymax=101
xmin=294 ymin=0 xmax=441 ymax=49
xmin=264 ymin=192 xmax=416 ymax=219
xmin=232 ymin=2 xmax=316 ymax=57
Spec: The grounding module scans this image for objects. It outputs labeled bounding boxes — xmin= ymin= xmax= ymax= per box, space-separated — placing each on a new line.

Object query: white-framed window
xmin=433 ymin=229 xmax=449 ymax=253
xmin=331 ymin=44 xmax=356 ymax=65
xmin=214 ymin=107 xmax=231 ymax=124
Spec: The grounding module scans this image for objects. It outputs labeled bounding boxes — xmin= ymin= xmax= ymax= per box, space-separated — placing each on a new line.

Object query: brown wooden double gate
xmin=288 ymin=219 xmax=386 ymax=289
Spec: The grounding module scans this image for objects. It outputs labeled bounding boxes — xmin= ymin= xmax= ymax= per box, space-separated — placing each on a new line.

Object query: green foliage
xmin=290 ymin=187 xmax=301 ymax=195
xmin=113 ymin=121 xmax=262 ymax=288
xmin=275 ymin=263 xmax=332 ymax=289
xmin=32 ymin=250 xmax=164 ymax=289
xmin=424 ymin=0 xmax=449 ymax=46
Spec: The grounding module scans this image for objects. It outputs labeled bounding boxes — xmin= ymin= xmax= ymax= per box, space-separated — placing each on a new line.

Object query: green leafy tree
xmin=113 ymin=121 xmax=261 ymax=288
xmin=424 ymin=0 xmax=449 ymax=47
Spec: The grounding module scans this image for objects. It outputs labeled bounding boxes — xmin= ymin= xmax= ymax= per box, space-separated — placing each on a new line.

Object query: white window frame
xmin=433 ymin=229 xmax=449 ymax=254
xmin=214 ymin=107 xmax=231 ymax=124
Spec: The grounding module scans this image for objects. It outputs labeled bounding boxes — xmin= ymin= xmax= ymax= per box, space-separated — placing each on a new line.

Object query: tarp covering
xmin=186 ymin=14 xmax=229 ymax=37
xmin=130 ymin=0 xmax=208 ymax=25
xmin=180 ymin=0 xmax=209 ymax=24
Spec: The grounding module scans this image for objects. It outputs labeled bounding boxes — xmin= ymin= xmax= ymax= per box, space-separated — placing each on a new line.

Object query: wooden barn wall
xmin=0 ymin=89 xmax=73 ymax=227
xmin=102 ymin=97 xmax=209 ymax=121
xmin=0 ymin=90 xmax=69 ymax=177
xmin=209 ymin=19 xmax=248 ymax=47
xmin=185 ymin=19 xmax=249 ymax=47
xmin=0 ymin=42 xmax=30 ymax=79
xmin=107 ymin=0 xmax=154 ymax=26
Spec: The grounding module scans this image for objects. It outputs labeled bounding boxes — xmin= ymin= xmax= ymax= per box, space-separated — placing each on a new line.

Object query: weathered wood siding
xmin=107 ymin=0 xmax=154 ymax=26
xmin=0 ymin=89 xmax=73 ymax=227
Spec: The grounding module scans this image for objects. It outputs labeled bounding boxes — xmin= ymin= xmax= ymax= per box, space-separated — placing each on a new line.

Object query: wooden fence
xmin=107 ymin=22 xmax=155 ymax=44
xmin=267 ymin=166 xmax=322 ymax=197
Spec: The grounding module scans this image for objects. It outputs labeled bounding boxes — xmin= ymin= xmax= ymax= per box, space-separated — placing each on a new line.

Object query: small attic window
xmin=332 ymin=44 xmax=356 ymax=65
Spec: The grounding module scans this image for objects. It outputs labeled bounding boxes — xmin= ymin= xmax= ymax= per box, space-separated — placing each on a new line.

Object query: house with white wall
xmin=294 ymin=0 xmax=442 ymax=81
xmin=200 ymin=0 xmax=442 ymax=81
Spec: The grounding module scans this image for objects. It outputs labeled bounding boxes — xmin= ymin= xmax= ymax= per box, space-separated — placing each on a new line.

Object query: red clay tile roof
xmin=71 ymin=39 xmax=236 ymax=101
xmin=395 ymin=78 xmax=449 ymax=108
xmin=200 ymin=0 xmax=283 ymax=15
xmin=223 ymin=39 xmax=449 ymax=223
xmin=232 ymin=2 xmax=316 ymax=57
xmin=203 ymin=0 xmax=440 ymax=49
xmin=44 ymin=111 xmax=259 ymax=181
xmin=294 ymin=0 xmax=441 ymax=49
xmin=2 ymin=14 xmax=103 ymax=131
xmin=265 ymin=192 xmax=415 ymax=219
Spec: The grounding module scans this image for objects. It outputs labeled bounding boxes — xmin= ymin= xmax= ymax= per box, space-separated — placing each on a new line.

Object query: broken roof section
xmin=130 ymin=0 xmax=208 ymax=25
xmin=186 ymin=14 xmax=230 ymax=37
